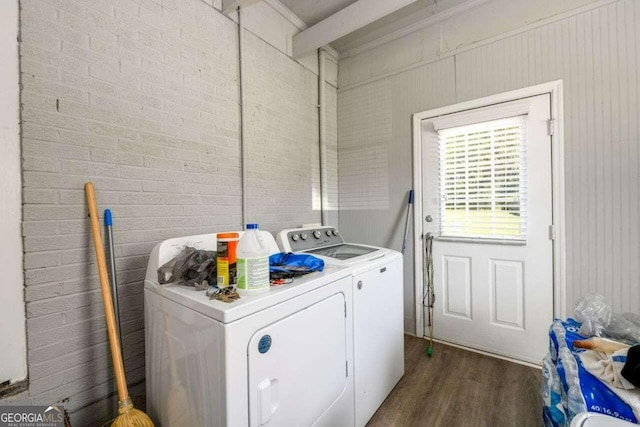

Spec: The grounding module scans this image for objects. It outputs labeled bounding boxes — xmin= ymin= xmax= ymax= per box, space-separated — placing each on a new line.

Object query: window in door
xmin=438 ymin=116 xmax=527 ymax=241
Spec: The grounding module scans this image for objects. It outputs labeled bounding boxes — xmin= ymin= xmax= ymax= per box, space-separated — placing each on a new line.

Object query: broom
xmin=85 ymin=182 xmax=154 ymax=427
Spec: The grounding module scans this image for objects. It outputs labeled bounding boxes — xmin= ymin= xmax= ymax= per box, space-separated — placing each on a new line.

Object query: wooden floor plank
xmin=367 ymin=335 xmax=542 ymax=427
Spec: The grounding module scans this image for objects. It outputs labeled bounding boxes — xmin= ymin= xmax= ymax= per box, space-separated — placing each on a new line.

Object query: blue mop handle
xmin=105 ymin=209 xmax=113 ymax=226
xmin=401 ymin=190 xmax=414 ymax=255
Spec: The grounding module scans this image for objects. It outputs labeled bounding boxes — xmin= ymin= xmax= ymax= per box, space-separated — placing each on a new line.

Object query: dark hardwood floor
xmin=367 ymin=335 xmax=543 ymax=427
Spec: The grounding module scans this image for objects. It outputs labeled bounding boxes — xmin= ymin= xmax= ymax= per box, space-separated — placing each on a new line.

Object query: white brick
xmin=57 ymin=220 xmax=92 ymax=235
xmin=114 ymin=217 xmax=165 ymax=231
xmin=89 ymin=63 xmax=140 ymax=91
xmin=58 ymin=99 xmax=116 ymax=123
xmin=24 ymin=252 xmax=60 ymax=269
xmin=91 ymin=94 xmax=142 ymax=116
xmin=141 ymin=181 xmax=180 ymax=194
xmin=21 ymin=59 xmax=61 ymax=81
xmin=87 ymin=121 xmax=139 ymax=141
xmin=23 ymin=156 xmax=61 ymax=173
xmin=25 ymin=264 xmax=92 ymax=286
xmin=26 ymin=302 xmax=103 ymax=334
xmin=57 ymin=129 xmax=118 ymax=148
xmin=61 ymin=159 xmax=121 ymax=177
xmin=118 ymin=140 xmax=165 ymax=156
xmin=118 ymin=192 xmax=163 ymax=204
xmin=22 ymin=107 xmax=88 ymax=132
xmin=142 ymin=155 xmax=184 ymax=171
xmin=23 ymin=221 xmax=59 ymax=237
xmin=23 ymin=140 xmax=90 ymax=160
xmin=38 ymin=0 xmax=87 ymax=19
xmin=21 ymin=28 xmax=62 ymax=52
xmin=25 ymin=283 xmax=64 ymax=303
xmin=114 ymin=112 xmax=162 ymax=133
xmin=26 ymin=289 xmax=103 ymax=320
xmin=157 ymin=192 xmax=191 ymax=204
xmin=85 ymin=4 xmax=116 ymax=22
xmin=57 ymin=189 xmax=117 ymax=205
xmin=24 ymin=205 xmax=87 ymax=221
xmin=116 ymin=241 xmax=157 ymax=257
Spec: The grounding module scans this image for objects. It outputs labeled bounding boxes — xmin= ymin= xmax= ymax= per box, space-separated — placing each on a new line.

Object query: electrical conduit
xmin=318 ymin=48 xmax=328 ymax=226
xmin=238 ymin=6 xmax=247 ymax=227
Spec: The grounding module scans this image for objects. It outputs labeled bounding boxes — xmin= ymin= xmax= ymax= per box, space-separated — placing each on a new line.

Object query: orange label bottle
xmin=216 ymin=232 xmax=239 ymax=288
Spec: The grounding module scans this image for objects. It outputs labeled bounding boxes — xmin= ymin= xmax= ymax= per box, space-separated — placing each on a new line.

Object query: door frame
xmin=412 ymin=80 xmax=566 ymax=341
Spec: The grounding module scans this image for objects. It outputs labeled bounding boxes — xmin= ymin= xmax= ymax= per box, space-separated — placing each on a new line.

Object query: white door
xmin=248 ymin=293 xmax=348 ymax=427
xmin=421 ymin=94 xmax=553 ymax=365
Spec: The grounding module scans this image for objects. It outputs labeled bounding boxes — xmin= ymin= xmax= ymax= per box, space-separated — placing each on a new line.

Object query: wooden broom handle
xmin=85 ymin=182 xmax=129 ymax=402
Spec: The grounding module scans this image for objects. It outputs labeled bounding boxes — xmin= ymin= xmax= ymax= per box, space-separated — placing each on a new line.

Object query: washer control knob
xmin=313 ymin=231 xmax=321 ymax=239
xmin=326 ymin=230 xmax=332 ymax=237
xmin=291 ymin=234 xmax=299 ymax=242
xmin=332 ymin=230 xmax=338 ymax=236
xmin=300 ymin=233 xmax=308 ymax=240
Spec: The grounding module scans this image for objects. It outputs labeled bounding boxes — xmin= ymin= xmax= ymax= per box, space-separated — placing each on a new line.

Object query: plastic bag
xmin=574 ymin=294 xmax=640 ymax=344
xmin=157 ymin=246 xmax=216 ymax=290
xmin=269 ymin=252 xmax=324 ymax=279
xmin=575 ymin=294 xmax=612 ymax=338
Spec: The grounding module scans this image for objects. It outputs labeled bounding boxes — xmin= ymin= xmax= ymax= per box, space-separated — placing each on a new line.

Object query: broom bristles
xmin=111 ymin=399 xmax=154 ymax=427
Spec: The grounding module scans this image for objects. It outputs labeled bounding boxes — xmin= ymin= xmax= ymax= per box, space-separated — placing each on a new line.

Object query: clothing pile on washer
xmin=144 ymin=227 xmax=404 ymax=427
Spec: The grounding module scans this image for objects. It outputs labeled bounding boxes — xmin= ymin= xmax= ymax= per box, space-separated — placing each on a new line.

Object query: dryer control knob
xmin=313 ymin=231 xmax=321 ymax=239
xmin=300 ymin=233 xmax=308 ymax=240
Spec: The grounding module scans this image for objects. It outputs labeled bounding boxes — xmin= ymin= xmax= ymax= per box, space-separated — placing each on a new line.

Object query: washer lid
xmin=306 ymin=243 xmax=379 ymax=260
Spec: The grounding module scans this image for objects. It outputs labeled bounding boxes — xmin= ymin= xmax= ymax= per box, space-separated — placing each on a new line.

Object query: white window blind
xmin=438 ymin=116 xmax=527 ymax=241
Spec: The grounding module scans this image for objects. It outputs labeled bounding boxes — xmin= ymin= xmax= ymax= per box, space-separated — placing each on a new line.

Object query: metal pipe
xmin=318 ymin=48 xmax=328 ymax=226
xmin=238 ymin=6 xmax=247 ymax=227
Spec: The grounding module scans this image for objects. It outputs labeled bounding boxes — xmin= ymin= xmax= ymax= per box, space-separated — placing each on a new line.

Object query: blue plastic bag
xmin=269 ymin=252 xmax=324 ymax=278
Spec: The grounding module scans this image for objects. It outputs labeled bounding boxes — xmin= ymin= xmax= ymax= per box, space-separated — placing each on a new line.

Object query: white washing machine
xmin=276 ymin=226 xmax=404 ymax=427
xmin=144 ymin=232 xmax=355 ymax=427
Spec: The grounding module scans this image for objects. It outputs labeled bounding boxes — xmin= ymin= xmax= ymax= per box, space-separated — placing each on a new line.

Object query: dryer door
xmin=248 ymin=293 xmax=348 ymax=427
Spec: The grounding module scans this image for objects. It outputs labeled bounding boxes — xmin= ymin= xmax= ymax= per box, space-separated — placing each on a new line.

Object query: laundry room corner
xmin=1 ymin=0 xmax=339 ymax=424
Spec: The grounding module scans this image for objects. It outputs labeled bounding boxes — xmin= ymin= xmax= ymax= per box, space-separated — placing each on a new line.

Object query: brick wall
xmin=7 ymin=0 xmax=337 ymax=424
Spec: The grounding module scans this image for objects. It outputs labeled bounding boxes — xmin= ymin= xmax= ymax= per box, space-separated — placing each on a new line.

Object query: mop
xmin=104 ymin=209 xmax=123 ymax=355
xmin=423 ymin=232 xmax=435 ymax=357
xmin=401 ymin=190 xmax=414 ymax=255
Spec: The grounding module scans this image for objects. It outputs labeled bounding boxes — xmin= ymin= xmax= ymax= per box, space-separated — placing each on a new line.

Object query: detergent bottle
xmin=236 ymin=224 xmax=270 ymax=295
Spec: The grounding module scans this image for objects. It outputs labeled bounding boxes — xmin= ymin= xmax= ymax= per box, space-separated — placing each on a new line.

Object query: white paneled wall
xmin=338 ymin=0 xmax=640 ymax=333
xmin=454 ymin=0 xmax=640 ymax=312
xmin=338 ymin=60 xmax=456 ymax=330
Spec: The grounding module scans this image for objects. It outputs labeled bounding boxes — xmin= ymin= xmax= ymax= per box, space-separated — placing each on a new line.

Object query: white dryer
xmin=144 ymin=232 xmax=355 ymax=427
xmin=277 ymin=226 xmax=404 ymax=427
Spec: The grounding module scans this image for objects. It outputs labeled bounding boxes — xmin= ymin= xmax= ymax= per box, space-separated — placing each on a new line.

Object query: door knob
xmin=425 ymin=215 xmax=433 ymax=222
xmin=357 ymin=280 xmax=362 ymax=290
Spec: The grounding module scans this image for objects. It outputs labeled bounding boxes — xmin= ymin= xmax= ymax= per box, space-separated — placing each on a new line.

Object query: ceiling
xmin=278 ymin=0 xmax=359 ymax=27
xmin=278 ymin=0 xmax=474 ymax=55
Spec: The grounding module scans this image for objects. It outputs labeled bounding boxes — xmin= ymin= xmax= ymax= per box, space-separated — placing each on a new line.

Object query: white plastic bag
xmin=574 ymin=294 xmax=640 ymax=344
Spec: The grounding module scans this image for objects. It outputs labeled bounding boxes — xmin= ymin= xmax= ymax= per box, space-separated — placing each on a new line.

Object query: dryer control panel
xmin=277 ymin=226 xmax=344 ymax=252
